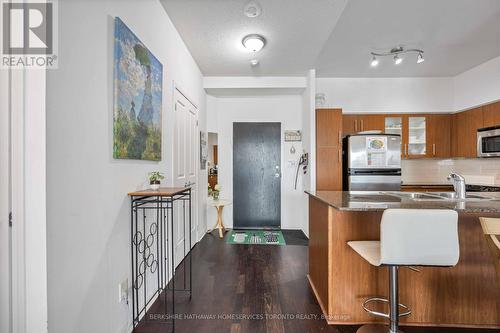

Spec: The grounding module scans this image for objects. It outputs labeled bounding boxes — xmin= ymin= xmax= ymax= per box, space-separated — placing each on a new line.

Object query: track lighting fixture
xmin=369 ymin=47 xmax=425 ymax=67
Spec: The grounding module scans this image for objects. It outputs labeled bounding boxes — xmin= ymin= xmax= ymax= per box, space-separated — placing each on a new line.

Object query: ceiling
xmin=162 ymin=0 xmax=500 ymax=77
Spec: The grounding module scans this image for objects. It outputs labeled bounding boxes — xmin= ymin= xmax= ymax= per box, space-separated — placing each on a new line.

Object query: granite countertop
xmin=305 ymin=190 xmax=500 ymax=213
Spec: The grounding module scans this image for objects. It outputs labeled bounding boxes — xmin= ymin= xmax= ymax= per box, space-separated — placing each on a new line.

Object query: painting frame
xmin=113 ymin=17 xmax=163 ymax=161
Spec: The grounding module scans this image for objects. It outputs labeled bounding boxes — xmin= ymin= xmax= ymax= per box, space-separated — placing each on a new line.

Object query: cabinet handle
xmin=360 ymin=119 xmax=364 ymax=131
xmin=433 ymin=144 xmax=436 ymax=156
xmin=354 ymin=120 xmax=357 ymax=132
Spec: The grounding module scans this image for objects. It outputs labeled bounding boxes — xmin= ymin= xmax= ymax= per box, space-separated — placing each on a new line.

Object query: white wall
xmin=206 ymin=94 xmax=218 ymax=132
xmin=316 ymin=77 xmax=454 ymax=113
xmin=453 ymin=55 xmax=500 ymax=111
xmin=46 ymin=1 xmax=205 ymax=332
xmin=207 ymin=95 xmax=306 ymax=230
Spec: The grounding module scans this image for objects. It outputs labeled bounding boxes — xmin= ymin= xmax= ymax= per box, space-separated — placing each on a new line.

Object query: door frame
xmin=2 ymin=67 xmax=48 ymax=333
xmin=0 ymin=59 xmax=11 ymax=333
xmin=232 ymin=122 xmax=282 ymax=230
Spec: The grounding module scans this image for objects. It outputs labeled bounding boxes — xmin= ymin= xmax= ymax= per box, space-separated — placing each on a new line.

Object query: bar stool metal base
xmin=356 ymin=324 xmax=404 ymax=333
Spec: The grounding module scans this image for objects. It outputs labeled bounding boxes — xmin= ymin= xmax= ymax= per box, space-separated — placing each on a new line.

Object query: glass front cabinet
xmin=384 ymin=115 xmax=428 ymax=158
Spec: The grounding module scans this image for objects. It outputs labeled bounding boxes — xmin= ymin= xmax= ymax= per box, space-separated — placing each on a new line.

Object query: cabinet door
xmin=405 ymin=116 xmax=427 ymax=158
xmin=316 ymin=147 xmax=343 ymax=191
xmin=384 ymin=116 xmax=404 ymax=157
xmin=342 ymin=115 xmax=358 ymax=135
xmin=384 ymin=116 xmax=403 ymax=136
xmin=359 ymin=115 xmax=385 ymax=132
xmin=318 ymin=109 xmax=342 ymax=147
xmin=316 ymin=109 xmax=343 ymax=190
xmin=483 ymin=102 xmax=500 ymax=128
xmin=451 ymin=108 xmax=483 ymax=157
xmin=427 ymin=114 xmax=451 ymax=158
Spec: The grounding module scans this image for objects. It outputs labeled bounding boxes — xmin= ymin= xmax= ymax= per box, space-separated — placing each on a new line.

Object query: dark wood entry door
xmin=233 ymin=122 xmax=281 ymax=229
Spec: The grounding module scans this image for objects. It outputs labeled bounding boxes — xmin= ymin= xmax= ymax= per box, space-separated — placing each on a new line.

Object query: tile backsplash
xmin=402 ymin=158 xmax=500 ymax=186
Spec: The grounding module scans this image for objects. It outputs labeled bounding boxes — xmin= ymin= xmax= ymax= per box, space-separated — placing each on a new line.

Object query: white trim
xmin=0 ymin=59 xmax=12 ymax=333
xmin=8 ymin=67 xmax=48 ymax=333
xmin=11 ymin=69 xmax=26 ymax=333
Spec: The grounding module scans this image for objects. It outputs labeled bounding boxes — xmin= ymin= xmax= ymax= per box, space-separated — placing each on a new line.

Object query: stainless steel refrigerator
xmin=342 ymin=134 xmax=401 ymax=191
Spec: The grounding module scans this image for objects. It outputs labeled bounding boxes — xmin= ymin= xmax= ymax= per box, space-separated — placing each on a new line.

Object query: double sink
xmin=383 ymin=191 xmax=495 ymax=202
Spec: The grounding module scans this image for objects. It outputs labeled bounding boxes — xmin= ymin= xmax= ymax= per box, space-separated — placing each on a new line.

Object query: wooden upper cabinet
xmin=342 ymin=115 xmax=358 ymax=136
xmin=427 ymin=114 xmax=451 ymax=158
xmin=342 ymin=114 xmax=385 ymax=135
xmin=359 ymin=115 xmax=385 ymax=132
xmin=451 ymin=107 xmax=484 ymax=158
xmin=316 ymin=109 xmax=343 ymax=191
xmin=483 ymin=101 xmax=500 ymax=128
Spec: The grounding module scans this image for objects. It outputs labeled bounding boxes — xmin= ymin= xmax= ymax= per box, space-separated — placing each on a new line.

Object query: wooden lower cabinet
xmin=401 ymin=184 xmax=454 ymax=192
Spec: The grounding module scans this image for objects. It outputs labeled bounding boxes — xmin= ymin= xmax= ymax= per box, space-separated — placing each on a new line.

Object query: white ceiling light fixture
xmin=244 ymin=1 xmax=262 ymax=18
xmin=242 ymin=34 xmax=266 ymax=52
xmin=370 ymin=46 xmax=424 ymax=67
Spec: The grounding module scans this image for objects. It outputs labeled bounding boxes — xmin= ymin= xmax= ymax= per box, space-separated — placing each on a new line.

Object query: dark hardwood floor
xmin=134 ymin=231 xmax=496 ymax=333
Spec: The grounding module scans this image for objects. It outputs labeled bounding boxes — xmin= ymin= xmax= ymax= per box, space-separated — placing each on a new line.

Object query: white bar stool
xmin=348 ymin=209 xmax=459 ymax=333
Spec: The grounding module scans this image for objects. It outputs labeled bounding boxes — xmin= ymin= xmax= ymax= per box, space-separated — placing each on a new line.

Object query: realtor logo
xmin=1 ymin=0 xmax=58 ymax=68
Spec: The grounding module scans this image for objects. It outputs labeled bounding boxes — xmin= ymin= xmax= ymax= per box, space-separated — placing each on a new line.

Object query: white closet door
xmin=173 ymin=89 xmax=198 ymax=267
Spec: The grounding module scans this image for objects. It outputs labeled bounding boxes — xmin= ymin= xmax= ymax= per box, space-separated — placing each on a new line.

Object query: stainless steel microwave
xmin=477 ymin=126 xmax=500 ymax=157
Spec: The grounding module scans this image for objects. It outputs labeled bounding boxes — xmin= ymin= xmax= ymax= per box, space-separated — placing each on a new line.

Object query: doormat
xmin=226 ymin=230 xmax=286 ymax=246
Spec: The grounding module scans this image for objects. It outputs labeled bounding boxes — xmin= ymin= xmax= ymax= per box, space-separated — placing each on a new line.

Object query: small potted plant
xmin=212 ymin=184 xmax=221 ymax=200
xmin=148 ymin=171 xmax=164 ymax=191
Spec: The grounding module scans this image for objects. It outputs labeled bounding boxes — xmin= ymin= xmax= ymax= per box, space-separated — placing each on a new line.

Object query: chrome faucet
xmin=447 ymin=173 xmax=466 ymax=199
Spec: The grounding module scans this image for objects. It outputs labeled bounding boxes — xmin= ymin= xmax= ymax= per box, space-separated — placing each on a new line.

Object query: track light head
xmin=417 ymin=52 xmax=425 ymax=64
xmin=370 ymin=55 xmax=379 ymax=67
xmin=394 ymin=55 xmax=403 ymax=65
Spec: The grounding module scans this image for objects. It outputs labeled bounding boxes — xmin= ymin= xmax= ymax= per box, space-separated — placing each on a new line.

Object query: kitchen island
xmin=306 ymin=190 xmax=500 ymax=329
